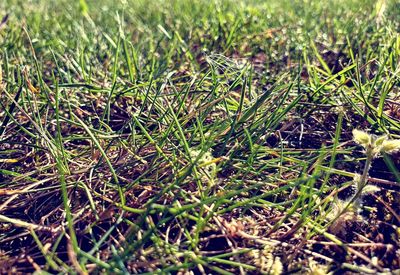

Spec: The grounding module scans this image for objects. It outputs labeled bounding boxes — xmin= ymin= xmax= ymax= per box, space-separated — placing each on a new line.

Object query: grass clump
xmin=0 ymin=0 xmax=400 ymax=274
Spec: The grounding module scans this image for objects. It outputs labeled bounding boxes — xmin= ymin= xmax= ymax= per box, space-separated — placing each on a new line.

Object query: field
xmin=0 ymin=0 xmax=400 ymax=273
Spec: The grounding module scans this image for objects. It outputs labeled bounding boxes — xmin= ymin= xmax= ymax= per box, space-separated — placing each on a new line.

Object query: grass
xmin=0 ymin=0 xmax=399 ymax=273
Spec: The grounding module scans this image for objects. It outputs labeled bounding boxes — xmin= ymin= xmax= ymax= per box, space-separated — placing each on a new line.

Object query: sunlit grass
xmin=0 ymin=0 xmax=399 ymax=273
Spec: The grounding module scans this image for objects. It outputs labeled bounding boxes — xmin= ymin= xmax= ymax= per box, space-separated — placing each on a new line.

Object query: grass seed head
xmin=353 ymin=129 xmax=400 ymax=158
xmin=352 ymin=129 xmax=371 ymax=147
xmin=380 ymin=139 xmax=400 ymax=154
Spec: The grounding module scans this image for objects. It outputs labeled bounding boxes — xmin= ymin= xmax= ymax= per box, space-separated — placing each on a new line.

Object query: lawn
xmin=0 ymin=0 xmax=399 ymax=273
